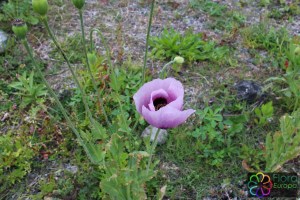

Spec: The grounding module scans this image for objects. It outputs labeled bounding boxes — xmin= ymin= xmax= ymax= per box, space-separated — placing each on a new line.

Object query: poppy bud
xmin=87 ymin=52 xmax=97 ymax=66
xmin=12 ymin=19 xmax=28 ymax=40
xmin=32 ymin=0 xmax=49 ymax=16
xmin=294 ymin=46 xmax=300 ymax=55
xmin=174 ymin=56 xmax=184 ymax=64
xmin=72 ymin=0 xmax=85 ymax=9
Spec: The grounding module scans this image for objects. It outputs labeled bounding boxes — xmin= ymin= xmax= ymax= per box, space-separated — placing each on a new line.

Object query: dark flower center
xmin=153 ymin=97 xmax=167 ymax=111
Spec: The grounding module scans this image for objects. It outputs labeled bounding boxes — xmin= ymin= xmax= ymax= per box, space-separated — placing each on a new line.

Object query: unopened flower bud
xmin=294 ymin=46 xmax=300 ymax=55
xmin=12 ymin=19 xmax=28 ymax=40
xmin=32 ymin=0 xmax=49 ymax=16
xmin=87 ymin=52 xmax=97 ymax=66
xmin=174 ymin=56 xmax=184 ymax=64
xmin=72 ymin=0 xmax=85 ymax=9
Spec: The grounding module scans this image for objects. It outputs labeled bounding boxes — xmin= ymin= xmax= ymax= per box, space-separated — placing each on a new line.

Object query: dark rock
xmin=234 ymin=80 xmax=262 ymax=103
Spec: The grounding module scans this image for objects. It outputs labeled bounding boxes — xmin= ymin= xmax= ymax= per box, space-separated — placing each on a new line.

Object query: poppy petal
xmin=142 ymin=105 xmax=195 ymax=129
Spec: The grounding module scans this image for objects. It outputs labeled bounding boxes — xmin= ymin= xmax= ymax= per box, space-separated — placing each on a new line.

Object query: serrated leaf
xmin=265 ymin=109 xmax=300 ymax=172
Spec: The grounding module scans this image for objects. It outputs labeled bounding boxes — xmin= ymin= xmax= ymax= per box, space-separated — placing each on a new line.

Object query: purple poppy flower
xmin=133 ymin=78 xmax=195 ymax=129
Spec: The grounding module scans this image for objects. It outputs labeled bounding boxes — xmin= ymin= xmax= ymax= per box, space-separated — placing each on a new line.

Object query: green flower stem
xmin=146 ymin=128 xmax=161 ymax=174
xmin=22 ymin=39 xmax=83 ymax=144
xmin=89 ymin=28 xmax=114 ymax=70
xmin=89 ymin=28 xmax=130 ymax=128
xmin=142 ymin=0 xmax=155 ymax=84
xmin=159 ymin=60 xmax=175 ymax=79
xmin=293 ymin=97 xmax=299 ymax=112
xmin=132 ymin=115 xmax=141 ymax=133
xmin=41 ymin=17 xmax=95 ymax=126
xmin=126 ymin=0 xmax=155 ymax=131
xmin=78 ymin=9 xmax=111 ymax=126
xmin=116 ymin=94 xmax=128 ymax=127
xmin=16 ymin=0 xmax=19 ymax=17
xmin=126 ymin=184 xmax=131 ymax=200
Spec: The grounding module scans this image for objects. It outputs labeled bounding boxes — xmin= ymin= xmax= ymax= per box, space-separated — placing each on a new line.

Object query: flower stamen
xmin=153 ymin=98 xmax=167 ymax=111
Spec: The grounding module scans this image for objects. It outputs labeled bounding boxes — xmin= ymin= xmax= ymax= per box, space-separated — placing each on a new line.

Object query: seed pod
xmin=12 ymin=19 xmax=28 ymax=40
xmin=72 ymin=0 xmax=85 ymax=10
xmin=32 ymin=0 xmax=49 ymax=16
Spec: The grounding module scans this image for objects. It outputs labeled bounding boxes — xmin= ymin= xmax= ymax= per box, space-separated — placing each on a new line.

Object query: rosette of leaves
xmin=265 ymin=109 xmax=300 ymax=172
xmin=0 ymin=0 xmax=39 ymax=27
xmin=9 ymin=71 xmax=47 ymax=108
xmin=100 ymin=134 xmax=155 ymax=200
xmin=0 ymin=133 xmax=35 ymax=194
xmin=149 ymin=28 xmax=229 ymax=63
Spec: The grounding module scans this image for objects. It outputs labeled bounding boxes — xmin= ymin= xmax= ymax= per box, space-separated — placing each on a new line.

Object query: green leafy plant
xmin=240 ymin=145 xmax=265 ymax=171
xmin=189 ymin=106 xmax=247 ymax=167
xmin=265 ymin=109 xmax=300 ymax=172
xmin=100 ymin=134 xmax=158 ymax=200
xmin=189 ymin=0 xmax=246 ymax=31
xmin=254 ymin=101 xmax=274 ymax=126
xmin=268 ymin=1 xmax=300 ymax=19
xmin=189 ymin=0 xmax=227 ymax=17
xmin=0 ymin=0 xmax=39 ymax=27
xmin=265 ymin=42 xmax=300 ymax=111
xmin=149 ymin=28 xmax=229 ymax=63
xmin=0 ymin=133 xmax=35 ymax=193
xmin=241 ymin=22 xmax=289 ymax=57
xmin=9 ymin=71 xmax=47 ymax=108
xmin=50 ymin=34 xmax=85 ymax=64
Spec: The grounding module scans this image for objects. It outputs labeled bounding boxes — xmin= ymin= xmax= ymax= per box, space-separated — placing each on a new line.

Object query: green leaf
xmin=265 ymin=109 xmax=300 ymax=172
xmin=101 ymin=176 xmax=127 ymax=200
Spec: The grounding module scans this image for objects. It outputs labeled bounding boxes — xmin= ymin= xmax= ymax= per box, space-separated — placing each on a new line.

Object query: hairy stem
xmin=146 ymin=128 xmax=160 ymax=174
xmin=41 ymin=18 xmax=96 ymax=126
xmin=89 ymin=28 xmax=114 ymax=71
xmin=23 ymin=39 xmax=83 ymax=144
xmin=79 ymin=10 xmax=111 ymax=126
xmin=159 ymin=60 xmax=174 ymax=79
xmin=132 ymin=0 xmax=156 ymax=132
xmin=142 ymin=0 xmax=155 ymax=84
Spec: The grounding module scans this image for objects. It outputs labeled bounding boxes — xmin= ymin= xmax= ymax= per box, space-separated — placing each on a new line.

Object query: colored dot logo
xmin=248 ymin=172 xmax=273 ymax=198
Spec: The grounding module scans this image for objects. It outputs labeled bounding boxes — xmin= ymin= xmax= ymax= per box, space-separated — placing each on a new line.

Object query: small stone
xmin=1 ymin=113 xmax=9 ymax=122
xmin=141 ymin=125 xmax=168 ymax=145
xmin=65 ymin=164 xmax=78 ymax=174
xmin=0 ymin=30 xmax=8 ymax=53
xmin=44 ymin=197 xmax=53 ymax=200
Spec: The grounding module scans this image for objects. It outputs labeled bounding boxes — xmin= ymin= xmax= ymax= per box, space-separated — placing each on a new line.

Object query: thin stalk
xmin=142 ymin=0 xmax=155 ymax=84
xmin=23 ymin=39 xmax=83 ymax=144
xmin=23 ymin=39 xmax=104 ymax=165
xmin=41 ymin=18 xmax=95 ymax=126
xmin=126 ymin=184 xmax=131 ymax=200
xmin=146 ymin=128 xmax=160 ymax=174
xmin=294 ymin=97 xmax=299 ymax=112
xmin=159 ymin=60 xmax=174 ymax=79
xmin=16 ymin=0 xmax=19 ymax=17
xmin=132 ymin=1 xmax=155 ymax=132
xmin=132 ymin=114 xmax=140 ymax=133
xmin=89 ymin=28 xmax=114 ymax=70
xmin=116 ymin=95 xmax=128 ymax=127
xmin=78 ymin=9 xmax=111 ymax=126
